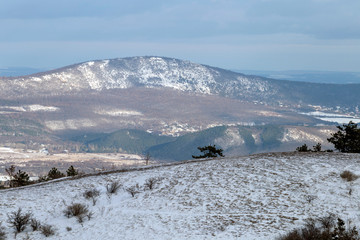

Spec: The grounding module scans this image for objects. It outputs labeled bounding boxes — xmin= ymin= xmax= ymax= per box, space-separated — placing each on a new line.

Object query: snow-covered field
xmin=1 ymin=152 xmax=360 ymax=239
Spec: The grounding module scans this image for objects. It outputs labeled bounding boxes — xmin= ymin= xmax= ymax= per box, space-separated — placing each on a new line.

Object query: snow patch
xmin=0 ymin=105 xmax=59 ymax=112
xmin=94 ymin=109 xmax=143 ymax=117
xmin=282 ymin=128 xmax=324 ymax=143
xmin=300 ymin=111 xmax=360 ymax=124
xmin=0 ymin=147 xmax=15 ymax=153
xmin=45 ymin=119 xmax=97 ymax=131
xmin=160 ymin=122 xmax=200 ymax=136
xmin=215 ymin=128 xmax=245 ymax=147
xmin=255 ymin=110 xmax=282 ymax=118
xmin=27 ymin=105 xmax=59 ymax=112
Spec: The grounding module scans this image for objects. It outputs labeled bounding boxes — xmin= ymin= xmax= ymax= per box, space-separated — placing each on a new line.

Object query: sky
xmin=0 ymin=0 xmax=359 ymax=72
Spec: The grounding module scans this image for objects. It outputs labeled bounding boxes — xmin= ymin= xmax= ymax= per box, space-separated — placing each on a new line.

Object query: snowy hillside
xmin=1 ymin=152 xmax=360 ymax=239
xmin=1 ymin=56 xmax=360 ymax=113
xmin=1 ymin=56 xmax=272 ymax=100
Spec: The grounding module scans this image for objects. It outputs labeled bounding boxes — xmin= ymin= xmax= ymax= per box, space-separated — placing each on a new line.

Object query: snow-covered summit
xmin=0 ymin=56 xmax=273 ymax=100
xmin=1 ymin=56 xmax=359 ymax=112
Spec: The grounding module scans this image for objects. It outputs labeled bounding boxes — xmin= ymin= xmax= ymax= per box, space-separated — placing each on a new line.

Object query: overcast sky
xmin=0 ymin=0 xmax=359 ymax=71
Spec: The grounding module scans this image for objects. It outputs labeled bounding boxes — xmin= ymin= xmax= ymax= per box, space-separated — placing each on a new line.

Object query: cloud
xmin=0 ymin=0 xmax=161 ymax=19
xmin=1 ymin=0 xmax=359 ymax=41
xmin=0 ymin=0 xmax=359 ymax=71
xmin=0 ymin=36 xmax=359 ymax=71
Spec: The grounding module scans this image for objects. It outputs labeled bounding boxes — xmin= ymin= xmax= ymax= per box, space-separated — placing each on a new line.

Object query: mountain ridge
xmin=1 ymin=56 xmax=358 ymax=112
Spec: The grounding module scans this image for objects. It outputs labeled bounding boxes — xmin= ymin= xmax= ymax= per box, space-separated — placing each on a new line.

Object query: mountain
xmin=1 ymin=152 xmax=359 ymax=239
xmin=0 ymin=56 xmax=358 ymax=158
xmin=1 ymin=56 xmax=360 ymax=112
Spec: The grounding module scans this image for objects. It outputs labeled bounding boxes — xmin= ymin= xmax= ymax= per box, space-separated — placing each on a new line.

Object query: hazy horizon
xmin=1 ymin=59 xmax=360 ymax=85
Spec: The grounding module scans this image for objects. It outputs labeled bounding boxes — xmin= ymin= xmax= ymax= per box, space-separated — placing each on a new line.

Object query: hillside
xmin=1 ymin=56 xmax=360 ymax=112
xmin=80 ymin=129 xmax=174 ymax=154
xmin=1 ymin=152 xmax=360 ymax=239
xmin=70 ymin=125 xmax=335 ymax=161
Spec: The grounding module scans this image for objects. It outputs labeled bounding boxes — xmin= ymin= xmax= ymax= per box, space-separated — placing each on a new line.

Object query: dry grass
xmin=83 ymin=189 xmax=100 ymax=206
xmin=340 ymin=170 xmax=359 ymax=182
xmin=63 ymin=203 xmax=89 ymax=220
xmin=30 ymin=218 xmax=41 ymax=231
xmin=40 ymin=224 xmax=55 ymax=237
xmin=0 ymin=223 xmax=5 ymax=240
xmin=106 ymin=181 xmax=121 ymax=196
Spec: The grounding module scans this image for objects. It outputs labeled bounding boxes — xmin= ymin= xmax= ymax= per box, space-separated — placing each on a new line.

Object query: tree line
xmin=4 ymin=165 xmax=78 ymax=188
xmin=296 ymin=121 xmax=360 ymax=153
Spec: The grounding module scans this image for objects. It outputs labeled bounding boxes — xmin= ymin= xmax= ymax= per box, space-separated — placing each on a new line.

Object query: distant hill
xmin=0 ymin=67 xmax=46 ymax=77
xmin=74 ymin=125 xmax=334 ymax=161
xmin=237 ymin=70 xmax=360 ymax=84
xmin=77 ymin=129 xmax=174 ymax=154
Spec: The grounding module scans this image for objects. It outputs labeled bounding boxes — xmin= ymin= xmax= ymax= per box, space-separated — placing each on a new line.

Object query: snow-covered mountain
xmin=1 ymin=56 xmax=360 ymax=112
xmin=1 ymin=57 xmax=271 ymax=98
xmin=1 ymin=152 xmax=360 ymax=239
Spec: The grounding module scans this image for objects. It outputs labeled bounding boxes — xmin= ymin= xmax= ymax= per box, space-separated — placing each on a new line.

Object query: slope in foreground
xmin=0 ymin=153 xmax=360 ymax=239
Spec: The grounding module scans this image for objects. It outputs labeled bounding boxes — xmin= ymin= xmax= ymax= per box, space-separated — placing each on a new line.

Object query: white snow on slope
xmin=2 ymin=57 xmax=273 ymax=100
xmin=0 ymin=105 xmax=59 ymax=112
xmin=282 ymin=128 xmax=325 ymax=143
xmin=94 ymin=108 xmax=143 ymax=117
xmin=45 ymin=119 xmax=97 ymax=131
xmin=301 ymin=111 xmax=360 ymax=124
xmin=1 ymin=153 xmax=360 ymax=239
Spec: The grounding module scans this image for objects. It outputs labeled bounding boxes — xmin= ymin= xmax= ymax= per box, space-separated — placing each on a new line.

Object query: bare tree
xmin=5 ymin=165 xmax=16 ymax=187
xmin=145 ymin=152 xmax=151 ymax=165
xmin=126 ymin=184 xmax=141 ymax=197
xmin=144 ymin=177 xmax=159 ymax=190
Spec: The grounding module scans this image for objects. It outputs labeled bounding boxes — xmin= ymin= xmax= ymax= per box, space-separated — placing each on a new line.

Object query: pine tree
xmin=313 ymin=142 xmax=322 ymax=152
xmin=327 ymin=121 xmax=360 ymax=153
xmin=296 ymin=144 xmax=310 ymax=152
xmin=66 ymin=165 xmax=78 ymax=177
xmin=47 ymin=167 xmax=65 ymax=180
xmin=192 ymin=145 xmax=224 ymax=159
xmin=13 ymin=170 xmax=30 ymax=187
